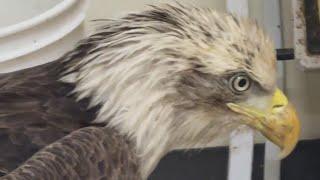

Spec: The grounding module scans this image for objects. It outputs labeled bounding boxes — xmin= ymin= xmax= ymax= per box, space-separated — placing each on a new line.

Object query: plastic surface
xmin=0 ymin=0 xmax=89 ymax=72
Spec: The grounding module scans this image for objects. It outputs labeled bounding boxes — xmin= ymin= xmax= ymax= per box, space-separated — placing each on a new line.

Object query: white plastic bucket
xmin=0 ymin=0 xmax=89 ymax=73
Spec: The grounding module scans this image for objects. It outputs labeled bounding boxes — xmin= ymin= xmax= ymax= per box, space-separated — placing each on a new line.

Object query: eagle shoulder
xmin=0 ymin=62 xmax=98 ymax=175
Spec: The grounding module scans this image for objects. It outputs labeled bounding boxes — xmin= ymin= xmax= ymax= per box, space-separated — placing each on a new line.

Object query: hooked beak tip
xmin=227 ymin=89 xmax=300 ymax=158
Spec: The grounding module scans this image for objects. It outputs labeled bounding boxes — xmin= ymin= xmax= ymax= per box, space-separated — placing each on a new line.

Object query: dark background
xmin=1 ymin=140 xmax=318 ymax=179
xmin=150 ymin=140 xmax=320 ymax=180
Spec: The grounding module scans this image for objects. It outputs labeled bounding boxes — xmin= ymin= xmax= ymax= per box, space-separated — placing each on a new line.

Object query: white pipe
xmin=227 ymin=1 xmax=254 ymax=180
xmin=262 ymin=0 xmax=284 ymax=179
xmin=228 ymin=126 xmax=254 ymax=180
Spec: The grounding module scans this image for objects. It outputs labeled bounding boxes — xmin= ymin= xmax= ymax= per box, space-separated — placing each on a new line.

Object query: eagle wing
xmin=0 ymin=127 xmax=139 ymax=180
xmin=0 ymin=63 xmax=97 ymax=175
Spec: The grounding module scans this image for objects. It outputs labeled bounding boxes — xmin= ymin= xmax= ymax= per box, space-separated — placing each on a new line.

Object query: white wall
xmin=85 ymin=0 xmax=226 ymax=36
xmin=86 ymin=0 xmax=226 ymax=20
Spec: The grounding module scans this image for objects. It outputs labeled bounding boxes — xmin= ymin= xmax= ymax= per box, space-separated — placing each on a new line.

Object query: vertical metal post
xmin=228 ymin=126 xmax=254 ymax=180
xmin=262 ymin=0 xmax=284 ymax=180
xmin=227 ymin=1 xmax=253 ymax=180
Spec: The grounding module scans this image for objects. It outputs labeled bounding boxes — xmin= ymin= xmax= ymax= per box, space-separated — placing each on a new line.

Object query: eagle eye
xmin=229 ymin=74 xmax=251 ymax=93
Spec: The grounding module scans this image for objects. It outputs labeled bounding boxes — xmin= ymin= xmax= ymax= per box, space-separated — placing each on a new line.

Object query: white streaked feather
xmin=60 ymin=3 xmax=276 ymax=178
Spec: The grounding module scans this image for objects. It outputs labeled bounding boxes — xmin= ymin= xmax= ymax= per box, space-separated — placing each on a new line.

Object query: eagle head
xmin=61 ymin=3 xmax=300 ymax=177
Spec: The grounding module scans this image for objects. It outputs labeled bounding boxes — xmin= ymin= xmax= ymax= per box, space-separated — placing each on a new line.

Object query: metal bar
xmin=228 ymin=127 xmax=254 ymax=180
xmin=227 ymin=1 xmax=254 ymax=180
xmin=263 ymin=0 xmax=284 ymax=179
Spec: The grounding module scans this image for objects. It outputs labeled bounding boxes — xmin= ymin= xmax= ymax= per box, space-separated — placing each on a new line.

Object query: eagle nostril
xmin=273 ymin=104 xmax=285 ymax=109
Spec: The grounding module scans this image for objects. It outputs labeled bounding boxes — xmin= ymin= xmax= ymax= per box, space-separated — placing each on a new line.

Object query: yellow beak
xmin=227 ymin=88 xmax=300 ymax=158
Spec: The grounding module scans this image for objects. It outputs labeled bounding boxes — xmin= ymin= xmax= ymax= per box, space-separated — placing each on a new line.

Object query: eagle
xmin=0 ymin=3 xmax=300 ymax=180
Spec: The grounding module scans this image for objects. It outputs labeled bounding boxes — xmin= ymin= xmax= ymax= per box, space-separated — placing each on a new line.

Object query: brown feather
xmin=0 ymin=63 xmax=98 ymax=174
xmin=1 ymin=127 xmax=139 ymax=180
